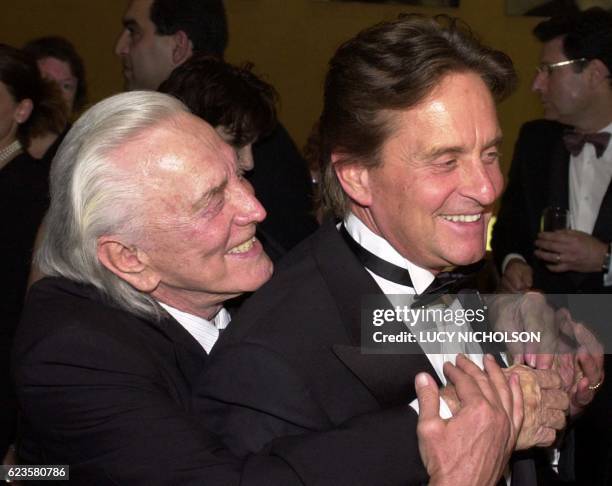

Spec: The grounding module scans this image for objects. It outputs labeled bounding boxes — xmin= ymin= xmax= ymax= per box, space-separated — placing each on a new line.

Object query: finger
xmin=544 ymin=262 xmax=569 ymax=273
xmin=574 ymin=376 xmax=596 ymax=407
xmin=542 ymin=408 xmax=566 ymax=431
xmin=535 ymin=354 xmax=554 ymax=370
xmin=537 ymin=231 xmax=570 ymax=243
xmin=574 ymin=324 xmax=604 ymax=384
xmin=513 ymin=353 xmax=526 ymax=366
xmin=534 ymin=237 xmax=562 ymax=252
xmin=500 ymin=275 xmax=520 ymax=292
xmin=508 ymin=373 xmax=524 ymax=435
xmin=415 ymin=372 xmax=441 ymax=421
xmin=556 ymin=309 xmax=579 ymax=353
xmin=542 ymin=389 xmax=570 ymax=411
xmin=574 ymin=322 xmax=604 ymax=356
xmin=484 ymin=354 xmax=513 ymax=414
xmin=443 ymin=361 xmax=483 ymax=406
xmin=537 ymin=427 xmax=557 ymax=447
xmin=532 ymin=369 xmax=562 ymax=390
xmin=455 ymin=354 xmax=499 ymax=406
xmin=534 ymin=248 xmax=562 ymax=264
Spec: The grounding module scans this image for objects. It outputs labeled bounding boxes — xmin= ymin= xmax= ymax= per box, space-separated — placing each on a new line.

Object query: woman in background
xmin=0 ymin=43 xmax=66 ymax=462
xmin=159 ymin=54 xmax=277 ymax=173
xmin=23 ymin=36 xmax=86 ymax=163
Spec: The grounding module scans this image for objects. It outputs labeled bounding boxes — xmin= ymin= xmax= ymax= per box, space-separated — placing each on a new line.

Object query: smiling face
xmin=347 ymin=71 xmax=503 ymax=273
xmin=116 ymin=113 xmax=272 ymax=316
xmin=114 ymin=0 xmax=175 ymax=90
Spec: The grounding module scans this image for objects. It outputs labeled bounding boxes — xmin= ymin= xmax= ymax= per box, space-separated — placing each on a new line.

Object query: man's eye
xmin=484 ymin=151 xmax=501 ymax=163
xmin=437 ymin=159 xmax=457 ymax=170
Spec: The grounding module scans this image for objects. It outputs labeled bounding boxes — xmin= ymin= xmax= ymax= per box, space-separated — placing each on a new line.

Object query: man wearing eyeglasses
xmin=492 ymin=7 xmax=612 ymax=485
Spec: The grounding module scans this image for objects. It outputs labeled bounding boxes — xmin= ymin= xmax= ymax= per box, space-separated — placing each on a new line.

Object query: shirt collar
xmin=343 ymin=212 xmax=435 ymax=294
xmin=158 ymin=302 xmax=230 ymax=354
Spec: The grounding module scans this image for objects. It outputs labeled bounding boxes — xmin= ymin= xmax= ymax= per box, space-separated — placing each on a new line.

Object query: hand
xmin=502 ymin=365 xmax=568 ymax=449
xmin=415 ymin=355 xmax=522 ymax=486
xmin=487 ymin=292 xmax=558 ymax=369
xmin=534 ymin=230 xmax=607 ymax=273
xmin=553 ymin=312 xmax=605 ymax=416
xmin=499 ymin=259 xmax=533 ymax=292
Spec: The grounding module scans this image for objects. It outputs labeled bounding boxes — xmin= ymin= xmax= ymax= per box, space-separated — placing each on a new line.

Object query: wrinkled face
xmin=0 ymin=81 xmax=20 ymax=149
xmin=118 ymin=113 xmax=272 ymax=313
xmin=215 ymin=125 xmax=255 ymax=171
xmin=114 ymin=0 xmax=175 ymax=90
xmin=37 ymin=57 xmax=78 ymax=113
xmin=355 ymin=72 xmax=503 ymax=273
xmin=532 ymin=36 xmax=591 ymax=126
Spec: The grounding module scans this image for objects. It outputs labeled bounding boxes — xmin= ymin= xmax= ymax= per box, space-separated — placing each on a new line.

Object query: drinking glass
xmin=540 ymin=206 xmax=569 ymax=232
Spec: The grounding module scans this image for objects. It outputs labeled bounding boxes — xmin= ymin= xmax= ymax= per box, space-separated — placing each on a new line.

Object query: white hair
xmin=36 ymin=91 xmax=189 ymax=319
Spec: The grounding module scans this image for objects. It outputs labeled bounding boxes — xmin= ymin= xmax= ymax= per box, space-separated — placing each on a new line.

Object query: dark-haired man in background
xmin=115 ymin=0 xmax=318 ymax=251
xmin=492 ymin=7 xmax=612 ymax=484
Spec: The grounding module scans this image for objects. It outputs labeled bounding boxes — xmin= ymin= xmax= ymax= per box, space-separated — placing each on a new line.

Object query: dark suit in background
xmin=492 ymin=119 xmax=612 ymax=293
xmin=492 ymin=119 xmax=612 ymax=485
xmin=249 ymin=124 xmax=318 ymax=251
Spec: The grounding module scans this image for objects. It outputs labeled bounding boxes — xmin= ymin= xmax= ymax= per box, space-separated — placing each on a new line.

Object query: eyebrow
xmin=419 ymin=135 xmax=504 ymax=161
xmin=192 ymin=178 xmax=228 ymax=212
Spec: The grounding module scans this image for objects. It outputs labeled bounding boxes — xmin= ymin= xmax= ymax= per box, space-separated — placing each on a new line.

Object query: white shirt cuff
xmin=502 ymin=253 xmax=527 ymax=274
xmin=409 ymin=396 xmax=453 ymax=419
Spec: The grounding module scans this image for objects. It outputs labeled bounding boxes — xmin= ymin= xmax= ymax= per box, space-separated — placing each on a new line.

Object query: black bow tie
xmin=562 ymin=130 xmax=611 ymax=158
xmin=339 ymin=224 xmax=482 ymax=305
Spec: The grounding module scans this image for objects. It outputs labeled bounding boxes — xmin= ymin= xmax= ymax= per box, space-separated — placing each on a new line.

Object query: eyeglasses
xmin=536 ymin=58 xmax=588 ymax=76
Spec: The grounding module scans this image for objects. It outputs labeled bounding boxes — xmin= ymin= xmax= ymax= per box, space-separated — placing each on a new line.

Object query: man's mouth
xmin=440 ymin=214 xmax=482 ymax=223
xmin=227 ymin=237 xmax=256 ymax=254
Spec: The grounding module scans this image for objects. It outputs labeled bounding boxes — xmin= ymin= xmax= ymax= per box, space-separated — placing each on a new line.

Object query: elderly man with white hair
xmin=12 ymin=91 xmax=524 ymax=485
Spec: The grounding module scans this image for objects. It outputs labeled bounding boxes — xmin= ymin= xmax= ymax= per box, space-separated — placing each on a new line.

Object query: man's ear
xmin=14 ymin=98 xmax=33 ymax=125
xmin=171 ymin=30 xmax=193 ymax=66
xmin=587 ymin=59 xmax=610 ymax=87
xmin=97 ymin=237 xmax=160 ymax=293
xmin=333 ymin=153 xmax=373 ymax=207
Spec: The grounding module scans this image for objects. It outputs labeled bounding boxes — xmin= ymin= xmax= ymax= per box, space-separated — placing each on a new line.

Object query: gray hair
xmin=36 ymin=91 xmax=189 ymax=319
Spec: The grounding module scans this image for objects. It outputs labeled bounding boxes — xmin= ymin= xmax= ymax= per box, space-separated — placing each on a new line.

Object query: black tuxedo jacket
xmin=492 ymin=119 xmax=612 ymax=293
xmin=249 ymin=124 xmax=318 ymax=251
xmin=196 ymin=222 xmax=535 ymax=485
xmin=13 ymin=277 xmax=426 ymax=485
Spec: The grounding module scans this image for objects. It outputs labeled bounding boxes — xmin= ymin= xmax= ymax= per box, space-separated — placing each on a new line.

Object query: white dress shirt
xmin=568 ymin=122 xmax=612 ymax=233
xmin=159 ymin=302 xmax=231 ymax=354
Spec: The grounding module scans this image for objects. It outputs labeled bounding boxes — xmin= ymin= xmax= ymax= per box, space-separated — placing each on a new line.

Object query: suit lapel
xmin=592 ymin=177 xmax=612 ymax=241
xmin=310 ymin=222 xmax=439 ymax=407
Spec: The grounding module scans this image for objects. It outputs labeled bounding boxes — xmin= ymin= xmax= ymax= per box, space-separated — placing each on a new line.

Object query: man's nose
xmin=462 ymin=159 xmax=501 ymax=207
xmin=114 ymin=31 xmax=129 ymax=57
xmin=234 ymin=180 xmax=267 ymax=225
xmin=531 ymin=70 xmax=547 ymax=93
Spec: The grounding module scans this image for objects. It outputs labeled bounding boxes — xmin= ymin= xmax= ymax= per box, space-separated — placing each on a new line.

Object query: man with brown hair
xmin=196 ymin=14 xmax=597 ymax=485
